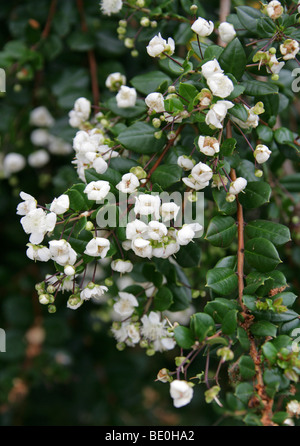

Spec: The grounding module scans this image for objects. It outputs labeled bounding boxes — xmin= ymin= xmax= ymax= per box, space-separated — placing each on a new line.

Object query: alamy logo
xmin=0 ymin=68 xmax=5 ymax=93
xmin=0 ymin=328 xmax=6 ymax=352
xmin=292 ymin=68 xmax=300 ymax=94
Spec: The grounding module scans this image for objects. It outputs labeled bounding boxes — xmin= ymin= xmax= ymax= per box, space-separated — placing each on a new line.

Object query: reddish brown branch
xmin=77 ymin=0 xmax=100 ymax=107
xmin=41 ymin=0 xmax=58 ymax=40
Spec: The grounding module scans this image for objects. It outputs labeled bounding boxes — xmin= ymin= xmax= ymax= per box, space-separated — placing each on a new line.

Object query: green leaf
xmin=235 ymin=382 xmax=254 ymax=405
xmin=229 ymin=103 xmax=248 ymax=121
xmin=159 ymin=56 xmax=192 ymax=76
xmin=274 ymin=127 xmax=295 ymax=145
xmin=204 ymin=298 xmax=237 ymax=324
xmin=219 ymin=38 xmax=246 ymax=80
xmin=256 ymin=125 xmax=273 ymax=144
xmin=222 ymin=309 xmax=238 ymax=335
xmin=190 ymin=312 xmax=215 ymax=342
xmin=251 ymin=320 xmax=277 ymax=337
xmin=154 ymin=286 xmax=173 ymax=311
xmin=236 ymin=6 xmax=264 ymax=33
xmin=212 ymin=188 xmax=237 ymax=215
xmin=236 ymin=160 xmax=261 ymax=183
xmin=242 ymin=295 xmax=257 ymax=311
xmin=175 ymin=242 xmax=201 ymax=268
xmin=150 ymin=164 xmax=182 ymax=188
xmin=241 ymin=80 xmax=279 ymax=96
xmin=238 ymin=181 xmax=271 ymax=209
xmin=239 ymin=356 xmax=256 ymax=379
xmin=205 ymin=216 xmax=237 ymax=248
xmin=245 ymin=220 xmax=291 ymax=246
xmin=256 ymin=17 xmax=276 ymax=37
xmin=237 ymin=326 xmax=250 ymax=350
xmin=244 ymin=271 xmax=269 ymax=295
xmin=168 ymin=284 xmax=191 ymax=311
xmin=117 ymin=122 xmax=166 ymax=154
xmin=262 ymin=342 xmax=278 ymax=365
xmin=66 ymin=183 xmax=92 ymax=212
xmin=206 ymin=268 xmax=238 ymax=295
xmin=204 ymin=45 xmax=223 ymax=60
xmin=174 ymin=326 xmax=195 ymax=349
xmin=272 ymin=292 xmax=297 ymax=308
xmin=67 ymin=31 xmax=94 ymax=51
xmin=178 ymin=82 xmax=199 ymax=112
xmin=215 ymin=255 xmax=237 ymax=269
xmin=142 ymin=263 xmax=163 ymax=288
xmin=220 ymin=138 xmax=237 ymax=156
xmin=245 ymin=238 xmax=281 ymax=272
xmin=130 ymin=70 xmax=172 ymax=95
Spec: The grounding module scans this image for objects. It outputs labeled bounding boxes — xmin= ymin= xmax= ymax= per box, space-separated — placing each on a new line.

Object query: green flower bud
xmin=154 ymin=131 xmax=163 ymax=139
xmin=255 ymin=169 xmax=263 ymax=178
xmin=205 ymin=385 xmax=221 ymax=404
xmin=124 ymin=38 xmax=134 ymax=49
xmin=116 ymin=342 xmax=126 ymax=351
xmin=104 ymin=277 xmax=114 ymax=287
xmin=131 ymin=49 xmax=139 ymax=58
xmin=117 ymin=26 xmax=126 ymax=35
xmin=136 ymin=0 xmax=145 ymax=6
xmin=130 ymin=166 xmax=147 ymax=179
xmin=46 ymin=285 xmax=56 ymax=294
xmin=168 ymin=85 xmax=176 ymax=93
xmin=146 ymin=348 xmax=155 ymax=356
xmin=151 ymin=21 xmax=157 ymax=28
xmin=85 ymin=221 xmax=94 ymax=231
xmin=39 ymin=294 xmax=50 ymax=305
xmin=190 ymin=4 xmax=198 ymax=14
xmin=152 ymin=117 xmax=161 ymax=128
xmin=140 ymin=17 xmax=150 ymax=27
xmin=119 ymin=20 xmax=127 ymax=27
xmin=271 ymin=74 xmax=279 ymax=81
xmin=48 ymin=304 xmax=56 ymax=313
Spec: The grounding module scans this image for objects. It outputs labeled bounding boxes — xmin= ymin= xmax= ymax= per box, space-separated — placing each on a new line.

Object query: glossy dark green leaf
xmin=206 ymin=267 xmax=238 ymax=295
xmin=130 ymin=70 xmax=172 ymax=95
xmin=245 ymin=220 xmax=291 ymax=246
xmin=117 ymin=122 xmax=166 ymax=154
xmin=238 ymin=181 xmax=271 ymax=209
xmin=250 ymin=320 xmax=277 ymax=337
xmin=190 ymin=312 xmax=215 ymax=342
xmin=67 ymin=183 xmax=92 ymax=212
xmin=175 ymin=242 xmax=201 ymax=268
xmin=205 ymin=216 xmax=237 ymax=248
xmin=241 ymin=80 xmax=279 ymax=96
xmin=151 ymin=164 xmax=182 ymax=188
xmin=239 ymin=356 xmax=256 ymax=379
xmin=245 ymin=238 xmax=281 ymax=272
xmin=106 ymin=98 xmax=146 ymax=119
xmin=154 ymin=286 xmax=173 ymax=311
xmin=222 ymin=309 xmax=238 ymax=335
xmin=235 ymin=382 xmax=254 ymax=405
xmin=262 ymin=341 xmax=278 ymax=365
xmin=174 ymin=326 xmax=195 ymax=349
xmin=212 ymin=188 xmax=237 ymax=215
xmin=236 ymin=6 xmax=264 ymax=33
xmin=219 ymin=38 xmax=246 ymax=80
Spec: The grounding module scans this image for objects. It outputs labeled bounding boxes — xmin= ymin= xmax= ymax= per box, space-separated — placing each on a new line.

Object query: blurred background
xmin=0 ymin=0 xmax=299 ymax=426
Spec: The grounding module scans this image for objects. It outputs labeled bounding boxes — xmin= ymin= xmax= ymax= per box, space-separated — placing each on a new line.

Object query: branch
xmin=77 ymin=0 xmax=100 ymax=107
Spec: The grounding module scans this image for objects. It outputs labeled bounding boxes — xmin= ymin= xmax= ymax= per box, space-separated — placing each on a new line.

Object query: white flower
xmin=191 ymin=162 xmax=213 ymax=183
xmin=126 ymin=219 xmax=148 ymax=240
xmin=268 ymin=54 xmax=285 ymax=74
xmin=286 ymin=400 xmax=300 ymax=417
xmin=201 ymin=59 xmax=223 ymax=79
xmin=170 ymin=380 xmax=194 ymax=408
xmin=116 ymin=173 xmax=139 ymax=194
xmin=266 ymin=0 xmax=283 ymax=20
xmin=30 ymin=106 xmax=54 ymax=127
xmin=198 ymin=136 xmax=220 ymax=156
xmin=218 ymin=22 xmax=236 ymax=43
xmin=84 ymin=237 xmax=110 ymax=258
xmin=177 ymin=224 xmax=196 ymax=246
xmin=132 ymin=237 xmax=153 ymax=258
xmin=191 ymin=17 xmax=214 ymax=37
xmin=84 ymin=180 xmax=110 ymax=202
xmin=280 ymin=39 xmax=299 ymax=60
xmin=113 ymin=292 xmax=139 ymax=318
xmin=254 ymin=144 xmax=272 ymax=164
xmin=49 ymin=239 xmax=77 ymax=266
xmin=100 ymin=0 xmax=123 ymax=16
xmin=74 ymin=97 xmax=91 ymax=121
xmin=116 ymin=86 xmax=137 ymax=108
xmin=111 ymin=321 xmax=140 ymax=345
xmin=49 ymin=194 xmax=70 ymax=215
xmin=30 ymin=129 xmax=50 ymax=146
xmin=182 ymin=176 xmax=209 ymax=190
xmin=68 ymin=97 xmax=91 ymax=129
xmin=80 ymin=282 xmax=108 ymax=301
xmin=3 ymin=153 xmax=26 ymax=176
xmin=16 ymin=192 xmax=37 ymax=216
xmin=134 ymin=194 xmax=161 ymax=220
xmin=145 ymin=92 xmax=165 ymax=113
xmin=177 ymin=155 xmax=195 ymax=171
xmin=231 ymin=105 xmax=259 ymax=129
xmin=160 ymin=202 xmax=180 ymax=222
xmin=111 ymin=259 xmax=133 ymax=273
xmin=26 ymin=243 xmax=51 ymax=262
xmin=140 ymin=311 xmax=175 ymax=352
xmin=105 ymin=72 xmax=126 ymax=91
xmin=229 ymin=177 xmax=247 ymax=195
xmin=67 ymin=296 xmax=84 ymax=310
xmin=205 ymin=100 xmax=234 ymax=129
xmin=28 ymin=149 xmax=50 ymax=168
xmin=21 ymin=208 xmax=56 ymax=244
xmin=206 ymin=73 xmax=234 ymax=98
xmin=146 ymin=33 xmax=175 ymax=58
xmin=148 ymin=221 xmax=168 ymax=241
xmin=161 ymin=240 xmax=180 ymax=258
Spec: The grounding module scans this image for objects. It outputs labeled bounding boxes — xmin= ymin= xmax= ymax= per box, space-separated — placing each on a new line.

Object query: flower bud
xmin=131 ymin=50 xmax=139 ymax=57
xmin=168 ymin=85 xmax=176 ymax=94
xmin=117 ymin=26 xmax=126 ymax=35
xmin=190 ymin=4 xmax=198 ymax=14
xmin=130 ymin=166 xmax=147 ymax=179
xmin=85 ymin=221 xmax=94 ymax=231
xmin=146 ymin=348 xmax=156 ymax=356
xmin=48 ymin=304 xmax=56 ymax=313
xmin=154 ymin=131 xmax=162 ymax=139
xmin=254 ymin=144 xmax=271 ymax=164
xmin=116 ymin=342 xmax=126 ymax=351
xmin=226 ymin=193 xmax=236 ymax=202
xmin=136 ymin=0 xmax=145 ymax=6
xmin=271 ymin=74 xmax=279 ymax=81
xmin=255 ymin=169 xmax=263 ymax=178
xmin=104 ymin=277 xmax=114 ymax=287
xmin=140 ymin=17 xmax=150 ymax=27
xmin=39 ymin=294 xmax=50 ymax=305
xmin=152 ymin=118 xmax=161 ymax=128
xmin=151 ymin=21 xmax=157 ymax=28
xmin=46 ymin=285 xmax=56 ymax=294
xmin=119 ymin=20 xmax=127 ymax=27
xmin=64 ymin=265 xmax=76 ymax=276
xmin=124 ymin=38 xmax=134 ymax=49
